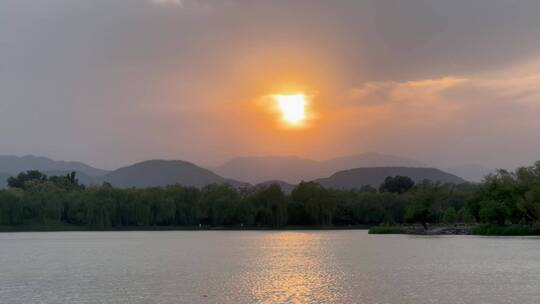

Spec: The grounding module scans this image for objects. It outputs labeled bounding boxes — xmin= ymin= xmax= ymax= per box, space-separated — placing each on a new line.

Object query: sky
xmin=1 ymin=0 xmax=540 ymax=170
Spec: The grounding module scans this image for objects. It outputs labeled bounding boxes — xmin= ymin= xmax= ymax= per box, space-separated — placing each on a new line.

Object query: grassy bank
xmin=369 ymin=224 xmax=540 ymax=236
xmin=472 ymin=224 xmax=540 ymax=236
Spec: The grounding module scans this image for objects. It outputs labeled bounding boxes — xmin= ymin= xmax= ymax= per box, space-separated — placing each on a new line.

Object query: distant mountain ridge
xmin=213 ymin=152 xmax=427 ymax=184
xmin=103 ymin=160 xmax=244 ymax=188
xmin=0 ymin=155 xmax=108 ymax=188
xmin=214 ymin=156 xmax=322 ymax=185
xmin=0 ymin=154 xmax=469 ymax=190
xmin=0 ymin=155 xmax=108 ymax=177
xmin=316 ymin=167 xmax=465 ymax=190
xmin=0 ymin=173 xmax=11 ymax=188
xmin=444 ymin=164 xmax=495 ymax=182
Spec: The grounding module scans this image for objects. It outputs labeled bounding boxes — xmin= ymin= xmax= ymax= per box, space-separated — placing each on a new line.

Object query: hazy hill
xmin=214 ymin=156 xmax=323 ymax=185
xmin=103 ymin=160 xmax=241 ymax=188
xmin=214 ymin=153 xmax=427 ymax=184
xmin=0 ymin=172 xmax=10 ymax=188
xmin=316 ymin=167 xmax=465 ymax=189
xmin=0 ymin=155 xmax=108 ymax=177
xmin=444 ymin=164 xmax=495 ymax=182
xmin=0 ymin=154 xmax=471 ymax=190
xmin=323 ymin=153 xmax=426 ymax=171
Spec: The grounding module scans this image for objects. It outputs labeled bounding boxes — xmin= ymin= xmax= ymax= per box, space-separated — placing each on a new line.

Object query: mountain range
xmin=0 ymin=153 xmax=482 ymax=189
xmin=0 ymin=155 xmax=108 ymax=188
xmin=444 ymin=164 xmax=495 ymax=182
xmin=103 ymin=160 xmax=245 ymax=188
xmin=212 ymin=153 xmax=427 ymax=184
xmin=0 ymin=155 xmax=108 ymax=176
xmin=316 ymin=167 xmax=465 ymax=189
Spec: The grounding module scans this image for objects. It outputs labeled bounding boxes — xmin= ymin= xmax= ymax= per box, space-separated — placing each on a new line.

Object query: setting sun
xmin=274 ymin=94 xmax=308 ymax=126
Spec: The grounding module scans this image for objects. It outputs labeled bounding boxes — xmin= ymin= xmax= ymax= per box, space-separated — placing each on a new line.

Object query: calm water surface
xmin=1 ymin=230 xmax=540 ymax=303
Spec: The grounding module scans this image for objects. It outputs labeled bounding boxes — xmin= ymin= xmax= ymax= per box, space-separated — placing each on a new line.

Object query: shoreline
xmin=0 ymin=225 xmax=370 ymax=233
xmin=369 ymin=224 xmax=540 ymax=236
xmin=3 ymin=224 xmax=540 ymax=236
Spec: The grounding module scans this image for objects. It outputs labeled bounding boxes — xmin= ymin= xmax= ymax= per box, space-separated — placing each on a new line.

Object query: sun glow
xmin=274 ymin=94 xmax=308 ymax=126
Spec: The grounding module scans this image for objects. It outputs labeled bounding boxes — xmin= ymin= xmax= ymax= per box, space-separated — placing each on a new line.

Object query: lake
xmin=1 ymin=230 xmax=539 ymax=303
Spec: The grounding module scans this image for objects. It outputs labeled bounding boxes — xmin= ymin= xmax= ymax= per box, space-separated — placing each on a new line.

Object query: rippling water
xmin=1 ymin=231 xmax=540 ymax=303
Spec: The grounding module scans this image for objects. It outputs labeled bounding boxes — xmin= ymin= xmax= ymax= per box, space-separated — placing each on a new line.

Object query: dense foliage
xmin=0 ymin=162 xmax=539 ymax=229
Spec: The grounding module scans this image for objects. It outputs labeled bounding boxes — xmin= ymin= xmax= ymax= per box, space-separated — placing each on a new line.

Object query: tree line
xmin=0 ymin=161 xmax=539 ymax=229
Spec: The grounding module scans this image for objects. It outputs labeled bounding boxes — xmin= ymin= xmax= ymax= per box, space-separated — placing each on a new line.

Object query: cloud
xmin=151 ymin=0 xmax=183 ymax=6
xmin=337 ymin=61 xmax=540 ymax=167
xmin=348 ymin=77 xmax=468 ymax=106
xmin=348 ymin=64 xmax=540 ymax=110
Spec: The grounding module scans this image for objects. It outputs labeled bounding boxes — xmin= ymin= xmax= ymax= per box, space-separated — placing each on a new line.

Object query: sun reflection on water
xmin=242 ymin=232 xmax=344 ymax=304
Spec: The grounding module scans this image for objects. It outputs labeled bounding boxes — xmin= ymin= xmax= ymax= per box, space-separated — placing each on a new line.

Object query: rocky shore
xmin=403 ymin=224 xmax=476 ymax=235
xmin=369 ymin=224 xmax=477 ymax=235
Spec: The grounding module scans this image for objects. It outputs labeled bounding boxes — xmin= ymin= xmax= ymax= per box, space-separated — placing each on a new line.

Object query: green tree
xmin=166 ymin=186 xmax=201 ymax=226
xmin=404 ymin=185 xmax=440 ymax=229
xmin=0 ymin=190 xmax=23 ymax=225
xmin=252 ymin=184 xmax=288 ymax=227
xmin=457 ymin=207 xmax=475 ymax=224
xmin=442 ymin=207 xmax=457 ymax=224
xmin=479 ymin=201 xmax=510 ymax=225
xmin=198 ymin=184 xmax=241 ymax=226
xmin=7 ymin=171 xmax=48 ymax=189
xmin=291 ymin=182 xmax=335 ymax=225
xmin=49 ymin=172 xmax=84 ymax=190
xmin=380 ymin=176 xmax=415 ymax=194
